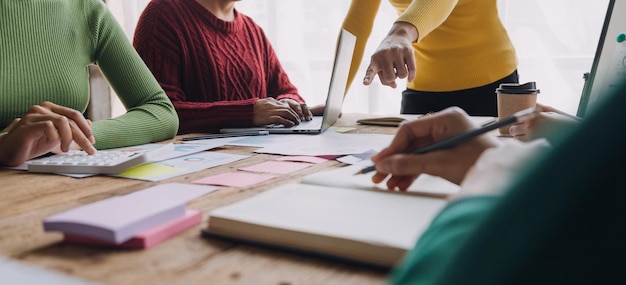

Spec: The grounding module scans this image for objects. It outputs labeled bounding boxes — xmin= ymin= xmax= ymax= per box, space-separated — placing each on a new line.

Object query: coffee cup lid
xmin=496 ymin=82 xmax=540 ymax=94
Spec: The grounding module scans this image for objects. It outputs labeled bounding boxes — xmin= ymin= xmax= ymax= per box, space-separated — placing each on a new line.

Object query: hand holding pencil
xmin=364 ymin=107 xmax=536 ymax=191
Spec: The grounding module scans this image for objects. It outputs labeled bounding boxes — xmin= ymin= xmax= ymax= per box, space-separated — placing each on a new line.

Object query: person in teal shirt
xmin=370 ymin=81 xmax=626 ymax=284
xmin=0 ymin=0 xmax=179 ymax=167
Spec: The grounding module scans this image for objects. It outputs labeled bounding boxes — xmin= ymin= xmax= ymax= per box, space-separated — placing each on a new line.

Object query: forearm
xmin=396 ymin=0 xmax=458 ymax=42
xmin=341 ymin=0 xmax=382 ymax=90
xmin=92 ymin=1 xmax=178 ymax=148
xmin=457 ymin=139 xmax=551 ymax=198
xmin=387 ymin=21 xmax=419 ymax=43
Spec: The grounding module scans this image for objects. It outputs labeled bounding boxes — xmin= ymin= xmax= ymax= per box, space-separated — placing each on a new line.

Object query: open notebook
xmin=202 ymin=164 xmax=457 ymax=268
xmin=220 ymin=29 xmax=356 ymax=134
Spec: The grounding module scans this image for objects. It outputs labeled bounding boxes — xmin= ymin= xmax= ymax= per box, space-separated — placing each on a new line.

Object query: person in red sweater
xmin=133 ymin=0 xmax=315 ymax=134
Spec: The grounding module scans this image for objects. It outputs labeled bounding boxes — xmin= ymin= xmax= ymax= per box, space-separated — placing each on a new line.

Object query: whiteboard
xmin=578 ymin=0 xmax=626 ymax=117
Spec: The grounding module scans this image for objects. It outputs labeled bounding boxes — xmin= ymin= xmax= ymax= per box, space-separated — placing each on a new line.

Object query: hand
xmin=279 ymin=98 xmax=313 ymax=121
xmin=0 ymin=102 xmax=96 ymax=167
xmin=370 ymin=107 xmax=500 ymax=190
xmin=305 ymin=104 xmax=343 ymax=118
xmin=253 ymin=98 xmax=302 ymax=127
xmin=308 ymin=104 xmax=326 ymax=116
xmin=363 ymin=22 xmax=418 ymax=88
xmin=509 ymin=103 xmax=581 ymax=142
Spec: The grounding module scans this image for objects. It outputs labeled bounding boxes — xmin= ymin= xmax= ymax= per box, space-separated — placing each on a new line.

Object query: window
xmin=108 ymin=0 xmax=608 ymax=116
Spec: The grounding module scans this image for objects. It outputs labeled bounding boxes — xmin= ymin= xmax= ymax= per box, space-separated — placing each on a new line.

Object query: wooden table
xmin=0 ymin=114 xmax=399 ymax=285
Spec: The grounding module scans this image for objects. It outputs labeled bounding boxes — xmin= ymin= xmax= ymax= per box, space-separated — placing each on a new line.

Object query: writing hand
xmin=370 ymin=107 xmax=500 ymax=190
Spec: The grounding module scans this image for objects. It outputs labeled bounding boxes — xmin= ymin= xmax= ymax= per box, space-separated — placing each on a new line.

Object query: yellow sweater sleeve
xmin=341 ymin=0 xmax=382 ymax=92
xmin=396 ymin=0 xmax=458 ymax=42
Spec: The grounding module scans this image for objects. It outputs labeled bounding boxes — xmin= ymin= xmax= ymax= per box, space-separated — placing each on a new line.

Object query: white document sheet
xmin=254 ymin=130 xmax=394 ymax=156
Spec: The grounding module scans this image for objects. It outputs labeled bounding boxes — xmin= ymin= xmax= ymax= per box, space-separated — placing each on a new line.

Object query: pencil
xmin=354 ymin=107 xmax=540 ymax=175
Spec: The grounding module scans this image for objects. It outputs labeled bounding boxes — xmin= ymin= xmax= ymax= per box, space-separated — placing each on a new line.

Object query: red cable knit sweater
xmin=133 ymin=0 xmax=304 ymax=134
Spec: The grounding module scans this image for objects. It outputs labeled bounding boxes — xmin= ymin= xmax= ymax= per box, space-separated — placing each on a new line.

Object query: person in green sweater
xmin=0 ymin=0 xmax=179 ymax=167
xmin=369 ymin=81 xmax=625 ymax=284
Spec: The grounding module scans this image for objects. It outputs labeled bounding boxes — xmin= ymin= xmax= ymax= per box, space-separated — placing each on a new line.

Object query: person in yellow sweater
xmin=343 ymin=0 xmax=519 ymax=116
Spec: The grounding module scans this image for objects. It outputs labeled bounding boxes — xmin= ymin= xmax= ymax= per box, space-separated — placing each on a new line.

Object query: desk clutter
xmin=0 ymin=115 xmax=499 ymax=284
xmin=32 ymin=129 xmax=459 ymax=260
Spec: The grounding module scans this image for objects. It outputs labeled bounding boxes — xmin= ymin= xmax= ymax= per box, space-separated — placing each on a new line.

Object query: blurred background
xmin=106 ymin=0 xmax=609 ymax=116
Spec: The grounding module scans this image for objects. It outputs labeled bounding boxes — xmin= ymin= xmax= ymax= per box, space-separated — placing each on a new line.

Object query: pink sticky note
xmin=239 ymin=161 xmax=312 ymax=174
xmin=275 ymin=156 xmax=328 ymax=164
xmin=192 ymin=172 xmax=276 ymax=188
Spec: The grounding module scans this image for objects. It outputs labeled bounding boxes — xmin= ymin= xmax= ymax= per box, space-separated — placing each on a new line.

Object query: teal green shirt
xmin=389 ymin=82 xmax=626 ymax=284
xmin=0 ymin=0 xmax=178 ymax=149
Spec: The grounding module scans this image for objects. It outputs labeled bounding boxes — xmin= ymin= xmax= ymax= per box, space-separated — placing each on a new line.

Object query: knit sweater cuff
xmin=395 ymin=0 xmax=456 ymax=42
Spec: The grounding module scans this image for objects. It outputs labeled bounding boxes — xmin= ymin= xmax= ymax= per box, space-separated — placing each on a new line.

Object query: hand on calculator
xmin=27 ymin=144 xmax=174 ymax=175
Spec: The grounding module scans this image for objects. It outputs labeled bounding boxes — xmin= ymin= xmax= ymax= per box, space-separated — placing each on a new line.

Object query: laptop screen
xmin=577 ymin=0 xmax=626 ymax=117
xmin=321 ymin=29 xmax=357 ymax=131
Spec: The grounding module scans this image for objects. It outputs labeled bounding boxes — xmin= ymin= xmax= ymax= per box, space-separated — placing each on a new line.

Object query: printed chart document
xmin=115 ymin=152 xmax=249 ymax=182
xmin=203 ymin=165 xmax=453 ymax=267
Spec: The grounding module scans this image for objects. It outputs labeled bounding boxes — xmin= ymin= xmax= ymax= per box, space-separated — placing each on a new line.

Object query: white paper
xmin=254 ymin=131 xmax=393 ymax=156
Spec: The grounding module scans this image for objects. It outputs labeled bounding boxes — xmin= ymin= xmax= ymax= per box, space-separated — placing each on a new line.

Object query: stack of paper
xmin=44 ymin=183 xmax=217 ymax=249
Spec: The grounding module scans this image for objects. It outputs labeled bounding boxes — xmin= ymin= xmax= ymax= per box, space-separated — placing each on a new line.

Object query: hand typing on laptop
xmin=253 ymin=98 xmax=313 ymax=127
xmin=220 ymin=29 xmax=355 ymax=135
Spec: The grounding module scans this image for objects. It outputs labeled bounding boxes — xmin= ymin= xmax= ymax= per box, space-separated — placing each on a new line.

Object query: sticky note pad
xmin=64 ymin=209 xmax=202 ymax=249
xmin=43 ymin=183 xmax=217 ymax=244
xmin=193 ymin=172 xmax=276 ymax=188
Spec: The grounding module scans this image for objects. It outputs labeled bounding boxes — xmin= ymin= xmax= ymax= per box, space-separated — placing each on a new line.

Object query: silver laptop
xmin=220 ymin=29 xmax=356 ymax=134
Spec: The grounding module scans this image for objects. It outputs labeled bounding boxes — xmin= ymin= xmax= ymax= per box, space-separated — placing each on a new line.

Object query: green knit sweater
xmin=0 ymin=0 xmax=178 ymax=149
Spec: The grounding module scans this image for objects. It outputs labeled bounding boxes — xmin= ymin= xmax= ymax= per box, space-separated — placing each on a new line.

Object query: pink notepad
xmin=43 ymin=183 xmax=217 ymax=244
xmin=64 ymin=209 xmax=202 ymax=249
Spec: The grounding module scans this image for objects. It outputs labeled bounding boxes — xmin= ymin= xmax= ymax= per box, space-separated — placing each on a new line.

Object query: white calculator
xmin=27 ymin=144 xmax=174 ymax=174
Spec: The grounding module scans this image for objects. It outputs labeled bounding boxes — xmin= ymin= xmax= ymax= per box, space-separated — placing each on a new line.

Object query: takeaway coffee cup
xmin=496 ymin=82 xmax=540 ymax=135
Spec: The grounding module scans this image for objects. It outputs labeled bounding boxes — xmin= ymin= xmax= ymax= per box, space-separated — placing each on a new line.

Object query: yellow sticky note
xmin=332 ymin=127 xmax=356 ymax=133
xmin=118 ymin=163 xmax=185 ymax=179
